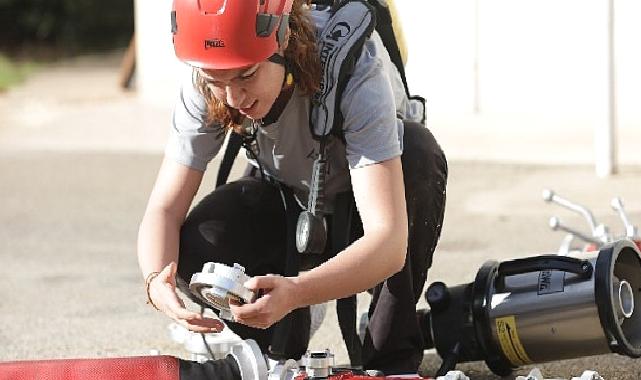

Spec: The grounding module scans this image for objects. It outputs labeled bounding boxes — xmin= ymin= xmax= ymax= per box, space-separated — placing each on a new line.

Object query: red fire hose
xmin=0 ymin=356 xmax=179 ymax=380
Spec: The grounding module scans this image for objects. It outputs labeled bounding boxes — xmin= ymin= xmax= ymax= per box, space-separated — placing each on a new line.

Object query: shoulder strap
xmin=215 ymin=131 xmax=244 ymax=188
xmin=215 ymin=119 xmax=259 ymax=188
xmin=310 ymin=0 xmax=376 ymax=139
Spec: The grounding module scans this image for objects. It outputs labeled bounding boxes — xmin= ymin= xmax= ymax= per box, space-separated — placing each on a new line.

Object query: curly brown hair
xmin=194 ymin=0 xmax=321 ymax=135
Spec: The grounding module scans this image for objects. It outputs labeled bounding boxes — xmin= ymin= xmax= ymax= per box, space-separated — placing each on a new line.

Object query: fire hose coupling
xmin=515 ymin=368 xmax=604 ymax=380
xmin=268 ymin=359 xmax=299 ymax=380
xmin=189 ymin=262 xmax=255 ymax=321
xmin=434 ymin=371 xmax=470 ymax=380
xmin=229 ymin=339 xmax=269 ymax=380
xmin=301 ymin=349 xmax=335 ymax=379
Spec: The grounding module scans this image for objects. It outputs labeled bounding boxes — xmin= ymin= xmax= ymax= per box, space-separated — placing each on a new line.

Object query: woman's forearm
xmin=137 ymin=159 xmax=203 ymax=279
xmin=294 ymin=224 xmax=407 ymax=307
xmin=137 ymin=208 xmax=183 ymax=279
xmin=293 ymin=157 xmax=408 ymax=307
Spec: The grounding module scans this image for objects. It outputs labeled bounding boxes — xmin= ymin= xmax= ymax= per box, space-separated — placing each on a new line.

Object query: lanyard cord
xmin=241 ymin=119 xmax=266 ymax=182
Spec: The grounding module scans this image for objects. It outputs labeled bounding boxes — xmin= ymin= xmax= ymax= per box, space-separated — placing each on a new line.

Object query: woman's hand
xmin=148 ymin=262 xmax=224 ymax=333
xmin=230 ymin=275 xmax=300 ymax=329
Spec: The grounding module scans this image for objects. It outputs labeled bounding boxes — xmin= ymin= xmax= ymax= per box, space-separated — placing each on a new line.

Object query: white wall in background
xmin=396 ymin=0 xmax=640 ymax=118
xmin=134 ymin=0 xmax=189 ymax=107
xmin=134 ymin=0 xmax=641 ymax=164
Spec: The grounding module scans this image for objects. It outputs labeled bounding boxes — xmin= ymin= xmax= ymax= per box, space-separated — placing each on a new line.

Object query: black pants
xmin=177 ymin=122 xmax=447 ymax=373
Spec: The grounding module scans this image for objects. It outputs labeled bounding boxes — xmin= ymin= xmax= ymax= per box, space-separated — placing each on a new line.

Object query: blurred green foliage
xmin=0 ymin=0 xmax=134 ymax=56
xmin=0 ymin=54 xmax=37 ymax=91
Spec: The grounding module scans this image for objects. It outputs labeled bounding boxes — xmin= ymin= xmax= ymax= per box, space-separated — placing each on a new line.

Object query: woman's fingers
xmin=183 ymin=315 xmax=225 ymax=332
xmin=164 ymin=290 xmax=224 ymax=332
xmin=159 ymin=283 xmax=207 ymax=320
xmin=152 ymin=262 xmax=196 ymax=318
xmin=230 ymin=275 xmax=301 ymax=329
xmin=175 ymin=316 xmax=225 ymax=333
xmin=150 ymin=263 xmax=224 ymax=333
xmin=244 ymin=274 xmax=278 ymax=291
xmin=230 ymin=294 xmax=275 ymax=329
xmin=158 ymin=261 xmax=178 ymax=284
xmin=231 ymin=293 xmax=269 ymax=319
xmin=232 ymin=311 xmax=270 ymax=329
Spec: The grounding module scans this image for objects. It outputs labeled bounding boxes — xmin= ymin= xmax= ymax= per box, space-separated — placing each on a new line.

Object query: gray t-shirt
xmin=165 ymin=8 xmax=409 ymax=210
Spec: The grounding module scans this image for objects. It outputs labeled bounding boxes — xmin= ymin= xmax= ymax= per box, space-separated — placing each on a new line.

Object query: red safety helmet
xmin=171 ymin=0 xmax=294 ymax=69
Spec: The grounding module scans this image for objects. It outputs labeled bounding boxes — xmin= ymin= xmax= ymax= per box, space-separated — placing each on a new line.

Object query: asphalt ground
xmin=1 ymin=54 xmax=641 ymax=379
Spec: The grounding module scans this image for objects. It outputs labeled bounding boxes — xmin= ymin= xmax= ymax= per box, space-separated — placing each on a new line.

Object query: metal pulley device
xmin=420 ymin=239 xmax=641 ymax=377
xmin=189 ymin=262 xmax=255 ymax=321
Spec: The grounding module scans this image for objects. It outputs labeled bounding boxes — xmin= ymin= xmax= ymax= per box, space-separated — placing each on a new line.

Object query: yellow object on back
xmin=386 ymin=0 xmax=407 ymax=66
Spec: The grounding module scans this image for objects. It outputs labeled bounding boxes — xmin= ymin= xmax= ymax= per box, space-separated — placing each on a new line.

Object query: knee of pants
xmin=401 ymin=121 xmax=448 ymax=189
xmin=400 ymin=122 xmax=448 ymax=298
xmin=176 ymin=178 xmax=288 ymax=282
xmin=401 ymin=122 xmax=447 ymax=237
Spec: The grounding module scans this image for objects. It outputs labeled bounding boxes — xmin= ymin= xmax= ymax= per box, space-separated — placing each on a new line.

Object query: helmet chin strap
xmin=267 ymin=53 xmax=286 ymax=66
xmin=261 ymin=53 xmax=294 ymax=125
xmin=267 ymin=53 xmax=295 ymax=89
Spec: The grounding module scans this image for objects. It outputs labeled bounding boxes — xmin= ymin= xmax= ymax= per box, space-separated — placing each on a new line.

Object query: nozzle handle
xmin=611 ymin=197 xmax=639 ymax=239
xmin=549 ymin=217 xmax=602 ymax=245
xmin=542 ymin=189 xmax=599 ymax=236
xmin=496 ymin=256 xmax=593 ymax=290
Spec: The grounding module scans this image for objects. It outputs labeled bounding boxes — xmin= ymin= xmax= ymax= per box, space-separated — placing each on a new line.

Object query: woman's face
xmin=199 ymin=60 xmax=285 ymax=120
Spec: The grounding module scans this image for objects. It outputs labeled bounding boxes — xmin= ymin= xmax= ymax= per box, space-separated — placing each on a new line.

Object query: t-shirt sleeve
xmin=164 ymin=73 xmax=225 ymax=172
xmin=340 ymin=33 xmax=404 ymax=169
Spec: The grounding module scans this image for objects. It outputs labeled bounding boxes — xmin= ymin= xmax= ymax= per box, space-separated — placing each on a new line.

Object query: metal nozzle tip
xmin=542 ymin=189 xmax=554 ymax=202
xmin=611 ymin=197 xmax=624 ymax=210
